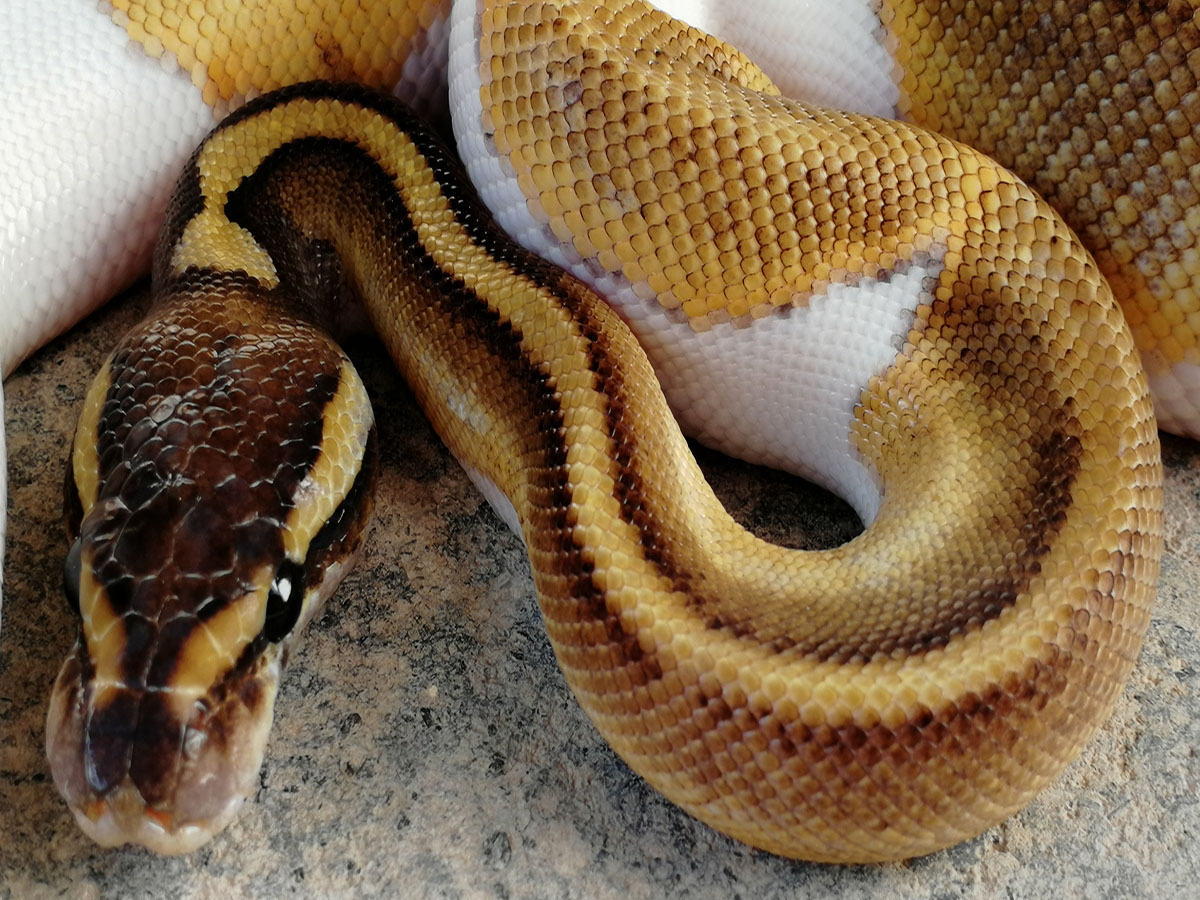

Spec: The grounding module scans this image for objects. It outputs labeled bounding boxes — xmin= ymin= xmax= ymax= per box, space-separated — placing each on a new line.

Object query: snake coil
xmin=31 ymin=0 xmax=1175 ymax=866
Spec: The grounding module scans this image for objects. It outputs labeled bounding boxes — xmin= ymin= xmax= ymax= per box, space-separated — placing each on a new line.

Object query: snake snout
xmin=46 ymin=628 xmax=282 ymax=854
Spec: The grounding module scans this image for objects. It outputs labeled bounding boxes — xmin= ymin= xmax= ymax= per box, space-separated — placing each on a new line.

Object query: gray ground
xmin=2 ymin=284 xmax=1197 ymax=900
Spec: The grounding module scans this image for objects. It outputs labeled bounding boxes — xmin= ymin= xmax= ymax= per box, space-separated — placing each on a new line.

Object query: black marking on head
xmin=264 ymin=558 xmax=306 ymax=643
xmin=63 ymin=537 xmax=83 ymax=619
xmin=125 ymin=690 xmax=185 ymax=807
xmin=84 ymin=688 xmax=140 ymax=794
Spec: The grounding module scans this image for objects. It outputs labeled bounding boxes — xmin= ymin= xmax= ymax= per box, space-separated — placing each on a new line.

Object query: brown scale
xmin=53 ymin=5 xmax=1165 ymax=868
xmin=473 ymin=0 xmax=1163 ymax=861
xmin=879 ymin=0 xmax=1200 ymax=421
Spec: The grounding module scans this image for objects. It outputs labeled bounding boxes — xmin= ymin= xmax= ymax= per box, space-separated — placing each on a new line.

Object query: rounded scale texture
xmin=2 ymin=0 xmax=1197 ymax=639
xmin=876 ymin=0 xmax=1200 ymax=439
xmin=448 ymin=1 xmax=1164 ymax=861
xmin=14 ymin=0 xmax=1174 ymax=869
xmin=106 ymin=0 xmax=452 ymax=113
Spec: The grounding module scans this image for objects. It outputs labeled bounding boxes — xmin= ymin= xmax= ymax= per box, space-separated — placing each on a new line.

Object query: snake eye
xmin=263 ymin=559 xmax=306 ymax=643
xmin=63 ymin=537 xmax=83 ymax=618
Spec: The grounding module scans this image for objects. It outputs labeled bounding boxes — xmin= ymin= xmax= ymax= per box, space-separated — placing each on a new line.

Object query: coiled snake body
xmin=1 ymin=0 xmax=1187 ymax=865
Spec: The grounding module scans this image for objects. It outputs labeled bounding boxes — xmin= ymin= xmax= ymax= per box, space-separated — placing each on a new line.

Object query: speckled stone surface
xmin=2 ymin=284 xmax=1197 ymax=900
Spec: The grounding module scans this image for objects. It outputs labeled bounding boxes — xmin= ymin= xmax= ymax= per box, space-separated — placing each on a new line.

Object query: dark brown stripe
xmin=230 ymin=84 xmax=1082 ymax=666
xmin=84 ymin=688 xmax=140 ymax=794
xmin=695 ymin=412 xmax=1082 ymax=664
xmin=581 ymin=314 xmax=696 ymax=599
xmin=217 ymin=116 xmax=668 ymax=680
xmin=151 ymin=156 xmax=205 ymax=288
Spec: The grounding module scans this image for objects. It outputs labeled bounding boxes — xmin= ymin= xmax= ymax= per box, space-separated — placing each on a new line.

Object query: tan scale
xmin=76 ymin=560 xmax=127 ymax=692
xmin=49 ymin=0 xmax=1175 ymax=864
xmin=877 ymin=0 xmax=1200 ymax=402
xmin=108 ymin=0 xmax=451 ymax=109
xmin=477 ymin=1 xmax=993 ymax=326
xmin=50 ymin=69 xmax=1163 ymax=863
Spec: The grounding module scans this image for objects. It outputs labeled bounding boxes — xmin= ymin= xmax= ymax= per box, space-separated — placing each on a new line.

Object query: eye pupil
xmin=63 ymin=538 xmax=83 ymax=617
xmin=264 ymin=558 xmax=305 ymax=642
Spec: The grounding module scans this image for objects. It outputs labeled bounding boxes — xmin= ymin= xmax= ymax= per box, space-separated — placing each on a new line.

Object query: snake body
xmin=3 ymin=0 xmax=1184 ymax=865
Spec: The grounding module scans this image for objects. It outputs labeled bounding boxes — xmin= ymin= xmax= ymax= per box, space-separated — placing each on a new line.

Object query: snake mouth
xmin=63 ymin=782 xmax=246 ymax=856
xmin=45 ymin=638 xmax=281 ymax=854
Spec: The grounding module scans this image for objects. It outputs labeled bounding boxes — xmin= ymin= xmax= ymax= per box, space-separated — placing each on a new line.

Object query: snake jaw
xmin=67 ymin=784 xmax=239 ymax=857
xmin=46 ymin=632 xmax=283 ymax=855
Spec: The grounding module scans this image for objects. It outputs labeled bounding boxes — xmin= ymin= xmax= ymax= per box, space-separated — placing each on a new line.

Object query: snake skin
xmin=0 ymin=0 xmax=1184 ymax=866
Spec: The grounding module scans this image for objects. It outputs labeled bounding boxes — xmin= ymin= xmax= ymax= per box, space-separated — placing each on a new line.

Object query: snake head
xmin=46 ymin=288 xmax=377 ymax=853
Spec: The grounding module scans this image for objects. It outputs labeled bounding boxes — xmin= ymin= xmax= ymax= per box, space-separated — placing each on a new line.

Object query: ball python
xmin=1 ymin=0 xmax=1186 ymax=865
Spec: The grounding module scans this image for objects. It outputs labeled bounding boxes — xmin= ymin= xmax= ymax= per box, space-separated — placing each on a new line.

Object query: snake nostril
xmin=63 ymin=537 xmax=84 ymax=618
xmin=263 ymin=558 xmax=306 ymax=642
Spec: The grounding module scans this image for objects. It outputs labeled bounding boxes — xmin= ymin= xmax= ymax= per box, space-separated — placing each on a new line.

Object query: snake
xmin=2 ymin=0 xmax=1189 ymax=866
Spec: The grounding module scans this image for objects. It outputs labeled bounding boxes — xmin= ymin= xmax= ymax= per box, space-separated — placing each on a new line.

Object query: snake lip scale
xmin=1 ymin=0 xmax=1185 ymax=866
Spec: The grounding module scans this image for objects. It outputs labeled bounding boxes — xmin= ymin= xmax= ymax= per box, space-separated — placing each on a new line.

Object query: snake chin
xmin=45 ymin=638 xmax=282 ymax=854
xmin=62 ymin=783 xmax=246 ymax=856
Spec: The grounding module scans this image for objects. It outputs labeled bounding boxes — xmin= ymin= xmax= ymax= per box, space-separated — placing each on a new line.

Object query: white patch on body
xmin=444 ymin=385 xmax=494 ymax=436
xmin=626 ymin=271 xmax=930 ymax=525
xmin=640 ymin=0 xmax=900 ymax=115
xmin=0 ymin=0 xmax=213 ymax=375
xmin=448 ymin=0 xmax=927 ymax=526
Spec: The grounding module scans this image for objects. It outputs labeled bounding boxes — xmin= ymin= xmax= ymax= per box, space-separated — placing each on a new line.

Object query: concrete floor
xmin=2 ymin=284 xmax=1197 ymax=899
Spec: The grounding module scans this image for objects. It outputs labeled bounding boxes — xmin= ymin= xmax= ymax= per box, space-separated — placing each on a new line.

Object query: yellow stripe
xmin=165 ymin=565 xmax=275 ymax=722
xmin=282 ymin=358 xmax=373 ymax=562
xmin=71 ymin=358 xmax=112 ymax=514
xmin=172 ymin=207 xmax=279 ymax=285
xmin=79 ymin=551 xmax=127 ymax=692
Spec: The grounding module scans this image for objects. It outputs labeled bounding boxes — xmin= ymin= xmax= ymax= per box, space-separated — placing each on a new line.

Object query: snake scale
xmin=2 ymin=0 xmax=1193 ymax=865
